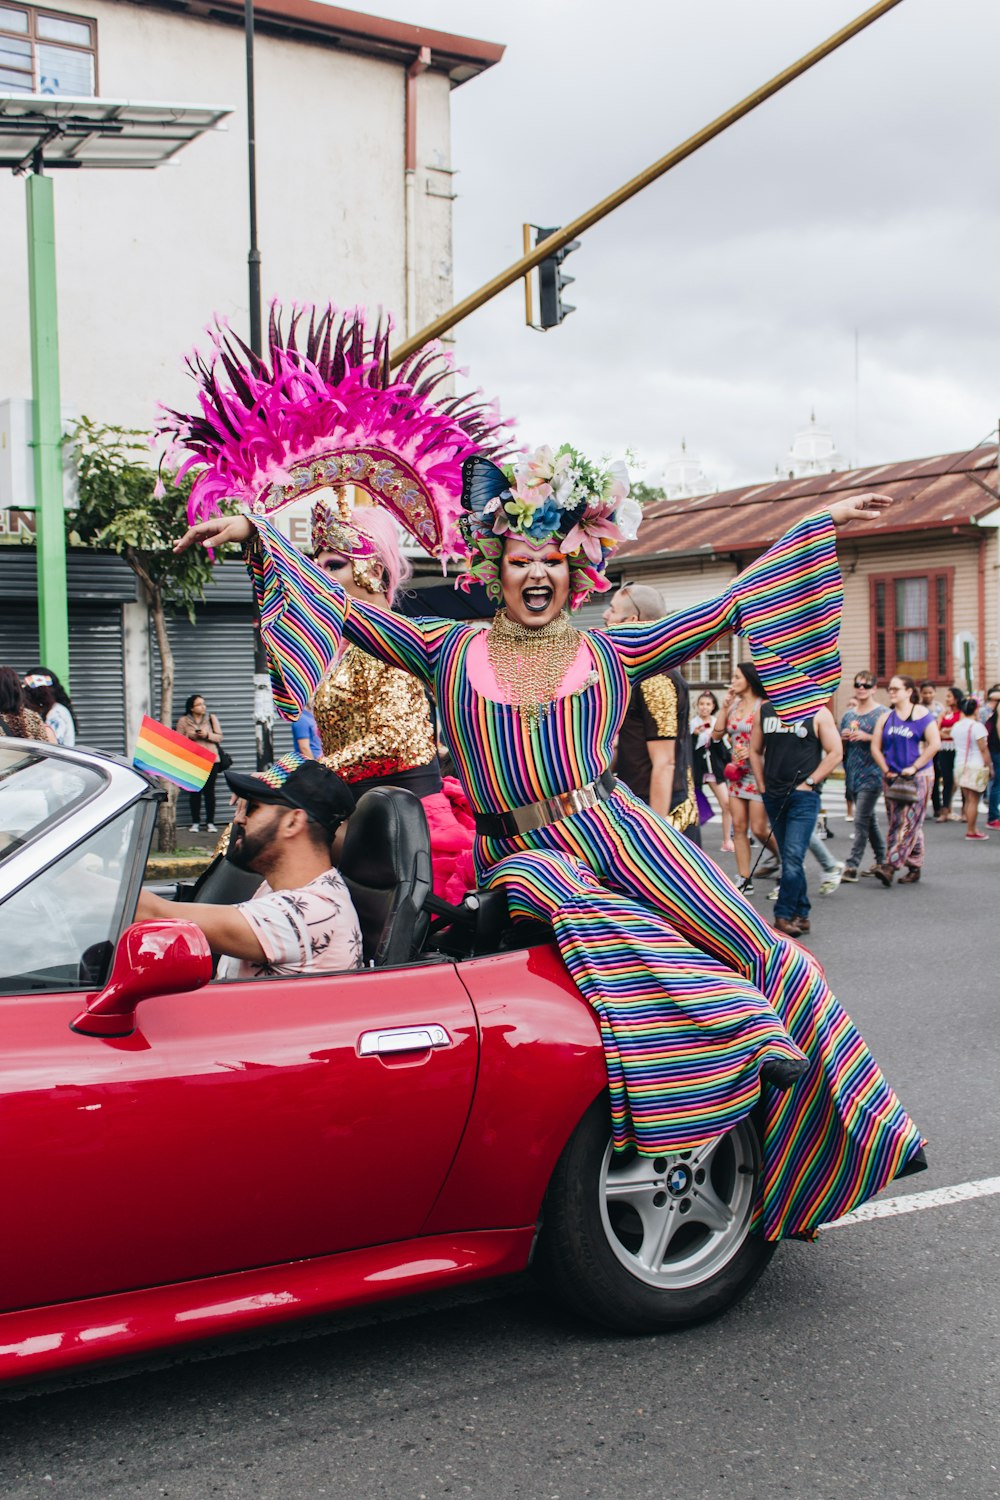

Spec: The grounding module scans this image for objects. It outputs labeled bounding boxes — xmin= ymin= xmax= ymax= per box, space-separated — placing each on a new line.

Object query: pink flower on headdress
xmin=560 ymin=499 xmax=623 ymax=565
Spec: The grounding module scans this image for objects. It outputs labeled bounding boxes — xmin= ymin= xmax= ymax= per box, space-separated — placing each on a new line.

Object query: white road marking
xmin=822 ymin=1175 xmax=1000 ymax=1230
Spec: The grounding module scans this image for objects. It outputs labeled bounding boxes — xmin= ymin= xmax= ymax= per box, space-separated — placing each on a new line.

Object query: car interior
xmin=167 ymin=785 xmax=553 ymax=972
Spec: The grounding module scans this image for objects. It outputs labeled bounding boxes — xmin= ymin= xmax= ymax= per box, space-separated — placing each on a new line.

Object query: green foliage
xmin=67 ymin=417 xmax=223 ymax=619
xmin=629 ymin=478 xmax=667 ymax=508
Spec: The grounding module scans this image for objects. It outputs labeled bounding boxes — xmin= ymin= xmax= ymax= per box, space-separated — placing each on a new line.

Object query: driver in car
xmin=136 ymin=755 xmax=362 ymax=979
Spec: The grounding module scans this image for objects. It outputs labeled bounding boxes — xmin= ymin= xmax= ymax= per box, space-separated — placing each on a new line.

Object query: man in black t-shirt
xmin=749 ymin=702 xmax=842 ymax=937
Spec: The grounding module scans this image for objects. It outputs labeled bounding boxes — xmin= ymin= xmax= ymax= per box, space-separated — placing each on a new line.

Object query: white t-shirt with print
xmin=216 ymin=869 xmax=363 ymax=981
xmin=951 ymin=716 xmax=988 ymax=771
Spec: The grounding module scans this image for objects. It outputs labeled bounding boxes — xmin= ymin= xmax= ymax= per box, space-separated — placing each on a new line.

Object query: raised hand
xmin=826 ymin=493 xmax=893 ymax=528
xmin=174 ymin=513 xmax=253 ymax=555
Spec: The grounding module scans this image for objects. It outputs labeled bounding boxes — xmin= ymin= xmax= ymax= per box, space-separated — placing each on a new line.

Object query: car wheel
xmin=535 ymin=1094 xmax=776 ymax=1333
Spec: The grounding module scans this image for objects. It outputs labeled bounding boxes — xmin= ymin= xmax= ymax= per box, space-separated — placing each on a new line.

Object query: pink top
xmin=216 ymin=870 xmax=363 ymax=981
xmin=465 ymin=627 xmax=596 ymax=702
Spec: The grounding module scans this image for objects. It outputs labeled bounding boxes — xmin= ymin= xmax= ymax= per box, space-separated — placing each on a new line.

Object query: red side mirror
xmin=70 ymin=921 xmax=213 ymax=1038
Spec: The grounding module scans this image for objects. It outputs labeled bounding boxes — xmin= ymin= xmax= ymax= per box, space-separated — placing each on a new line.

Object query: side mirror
xmin=70 ymin=920 xmax=213 ymax=1038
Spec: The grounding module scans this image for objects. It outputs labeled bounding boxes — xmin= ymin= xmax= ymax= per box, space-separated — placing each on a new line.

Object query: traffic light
xmin=536 ymin=227 xmax=580 ymax=329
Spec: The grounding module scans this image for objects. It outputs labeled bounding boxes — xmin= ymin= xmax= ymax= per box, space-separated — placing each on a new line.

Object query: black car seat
xmin=339 ymin=787 xmax=433 ymax=967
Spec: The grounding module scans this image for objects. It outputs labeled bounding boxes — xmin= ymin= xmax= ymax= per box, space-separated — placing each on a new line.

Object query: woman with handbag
xmin=951 ymin=696 xmax=992 ymax=841
xmin=870 ymin=675 xmax=940 ymax=885
xmin=175 ymin=693 xmax=225 ymax=832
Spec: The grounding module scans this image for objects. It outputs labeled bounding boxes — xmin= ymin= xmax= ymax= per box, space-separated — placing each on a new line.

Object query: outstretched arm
xmin=607 ymin=494 xmax=891 ymax=724
xmin=176 ymin=511 xmax=451 ymax=716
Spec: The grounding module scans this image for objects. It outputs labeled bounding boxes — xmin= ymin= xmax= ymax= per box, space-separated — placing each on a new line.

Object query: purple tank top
xmin=882 ymin=709 xmax=933 ymax=774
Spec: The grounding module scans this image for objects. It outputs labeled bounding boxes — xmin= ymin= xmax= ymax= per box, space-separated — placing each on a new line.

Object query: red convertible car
xmin=0 ymin=739 xmax=775 ymax=1385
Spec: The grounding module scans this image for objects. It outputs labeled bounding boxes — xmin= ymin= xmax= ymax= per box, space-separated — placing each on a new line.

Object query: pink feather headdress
xmin=158 ymin=303 xmax=515 ymax=560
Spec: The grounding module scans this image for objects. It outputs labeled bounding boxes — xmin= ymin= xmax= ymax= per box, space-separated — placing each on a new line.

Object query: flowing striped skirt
xmin=480 ymin=786 xmax=925 ymax=1240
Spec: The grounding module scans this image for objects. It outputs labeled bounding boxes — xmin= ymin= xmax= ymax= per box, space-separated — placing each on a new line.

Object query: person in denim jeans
xmin=985 ymin=690 xmax=1000 ymax=828
xmin=750 ymin=701 xmax=843 ymax=937
xmin=839 ymin=672 xmax=888 ymax=880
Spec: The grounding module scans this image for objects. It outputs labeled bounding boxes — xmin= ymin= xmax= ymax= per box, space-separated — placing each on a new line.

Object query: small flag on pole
xmin=133 ymin=715 xmax=216 ymax=792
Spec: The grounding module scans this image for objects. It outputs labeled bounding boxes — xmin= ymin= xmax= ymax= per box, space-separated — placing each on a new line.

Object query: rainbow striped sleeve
xmin=133 ymin=715 xmax=215 ymax=791
xmin=608 ymin=512 xmax=842 ymax=722
xmin=249 ymin=517 xmax=449 ymax=716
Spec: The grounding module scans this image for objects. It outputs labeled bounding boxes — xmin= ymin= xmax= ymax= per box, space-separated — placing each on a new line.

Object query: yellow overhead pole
xmin=391 ymin=0 xmax=906 ymax=366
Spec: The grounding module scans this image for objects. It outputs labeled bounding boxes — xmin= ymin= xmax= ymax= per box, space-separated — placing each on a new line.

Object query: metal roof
xmin=140 ymin=1 xmax=505 ymax=83
xmin=0 ymin=95 xmax=231 ymax=171
xmin=617 ymin=446 xmax=1000 ymax=565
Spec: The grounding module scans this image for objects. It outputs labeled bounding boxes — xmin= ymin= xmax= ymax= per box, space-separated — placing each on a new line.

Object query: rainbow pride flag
xmin=133 ymin=715 xmax=216 ymax=792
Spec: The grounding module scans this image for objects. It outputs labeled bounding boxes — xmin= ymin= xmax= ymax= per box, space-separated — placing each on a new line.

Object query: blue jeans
xmin=764 ymin=789 xmax=819 ymax=921
xmin=989 ymin=753 xmax=1000 ymax=822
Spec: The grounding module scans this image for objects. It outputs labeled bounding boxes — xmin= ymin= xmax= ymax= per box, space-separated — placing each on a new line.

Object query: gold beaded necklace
xmin=487 ymin=609 xmax=581 ymax=724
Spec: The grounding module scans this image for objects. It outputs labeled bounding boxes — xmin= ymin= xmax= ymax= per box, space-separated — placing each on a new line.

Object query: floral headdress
xmin=158 ymin=303 xmax=514 ymax=560
xmin=309 ymin=493 xmax=383 ymax=593
xmin=458 ymin=445 xmax=642 ymax=609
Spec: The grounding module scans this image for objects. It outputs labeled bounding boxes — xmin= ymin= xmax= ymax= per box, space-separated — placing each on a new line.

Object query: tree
xmin=68 ymin=419 xmax=224 ymax=852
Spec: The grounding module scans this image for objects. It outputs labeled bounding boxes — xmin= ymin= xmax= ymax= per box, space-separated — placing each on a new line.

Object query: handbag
xmin=957 ymin=733 xmax=988 ymax=794
xmin=210 ymin=715 xmax=233 ymax=771
xmin=885 ymin=774 xmax=919 ymax=803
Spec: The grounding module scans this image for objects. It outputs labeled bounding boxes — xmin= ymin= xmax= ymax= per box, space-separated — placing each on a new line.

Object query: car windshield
xmin=0 ymin=746 xmax=104 ymax=863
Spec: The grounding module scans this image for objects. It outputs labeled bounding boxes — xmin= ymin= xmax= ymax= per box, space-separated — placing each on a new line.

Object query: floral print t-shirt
xmin=216 ymin=869 xmax=363 ymax=981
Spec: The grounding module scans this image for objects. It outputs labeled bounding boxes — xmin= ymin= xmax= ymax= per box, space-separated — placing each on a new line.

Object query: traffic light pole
xmin=390 ymin=0 xmax=905 ymax=367
xmin=26 ymin=162 xmax=70 ymax=687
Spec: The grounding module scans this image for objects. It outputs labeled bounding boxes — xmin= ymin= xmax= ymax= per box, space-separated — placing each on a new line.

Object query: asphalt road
xmin=2 ymin=813 xmax=998 ymax=1500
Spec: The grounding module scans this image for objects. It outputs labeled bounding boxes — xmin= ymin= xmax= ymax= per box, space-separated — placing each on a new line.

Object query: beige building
xmin=0 ymin=0 xmax=502 ymax=437
xmin=613 ymin=446 xmax=1000 ymax=718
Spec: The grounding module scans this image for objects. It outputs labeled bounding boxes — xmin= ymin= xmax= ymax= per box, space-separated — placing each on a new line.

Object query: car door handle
xmin=358 ymin=1025 xmax=452 ymax=1057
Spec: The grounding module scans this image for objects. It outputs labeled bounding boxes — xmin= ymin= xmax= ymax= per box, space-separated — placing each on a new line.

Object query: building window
xmin=869 ymin=570 xmax=952 ymax=683
xmin=683 ymin=632 xmax=736 ymax=691
xmin=0 ymin=5 xmax=96 ymax=96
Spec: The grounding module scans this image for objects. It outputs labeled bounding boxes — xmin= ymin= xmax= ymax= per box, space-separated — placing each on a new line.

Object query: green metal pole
xmin=26 ymin=168 xmax=70 ymax=687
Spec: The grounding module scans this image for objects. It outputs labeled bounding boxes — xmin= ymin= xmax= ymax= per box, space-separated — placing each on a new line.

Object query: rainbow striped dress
xmin=248 ymin=512 xmax=925 ymax=1239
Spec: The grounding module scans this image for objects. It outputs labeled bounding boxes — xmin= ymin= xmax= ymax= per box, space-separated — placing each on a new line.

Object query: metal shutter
xmin=151 ymin=604 xmax=295 ymax=773
xmin=0 ymin=600 xmax=126 ymax=753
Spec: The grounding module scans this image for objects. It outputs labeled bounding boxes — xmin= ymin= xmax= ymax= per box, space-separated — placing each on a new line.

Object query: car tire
xmin=535 ymin=1094 xmax=776 ymax=1333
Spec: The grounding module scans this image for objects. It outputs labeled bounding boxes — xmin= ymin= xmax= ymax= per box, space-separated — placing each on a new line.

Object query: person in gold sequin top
xmin=308 ymin=496 xmax=475 ymax=901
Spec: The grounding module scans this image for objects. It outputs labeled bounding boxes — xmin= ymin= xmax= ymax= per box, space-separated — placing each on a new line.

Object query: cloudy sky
xmin=329 ymin=0 xmax=997 ymax=493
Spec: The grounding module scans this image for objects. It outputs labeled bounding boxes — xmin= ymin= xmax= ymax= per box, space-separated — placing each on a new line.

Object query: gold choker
xmin=487 ymin=609 xmax=581 ymax=724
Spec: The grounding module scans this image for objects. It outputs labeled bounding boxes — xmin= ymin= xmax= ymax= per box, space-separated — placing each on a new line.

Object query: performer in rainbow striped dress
xmin=168 ymin=316 xmax=925 ymax=1241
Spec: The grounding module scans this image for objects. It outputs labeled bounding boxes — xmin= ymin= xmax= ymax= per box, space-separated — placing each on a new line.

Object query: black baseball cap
xmin=224 ymin=754 xmax=355 ymax=835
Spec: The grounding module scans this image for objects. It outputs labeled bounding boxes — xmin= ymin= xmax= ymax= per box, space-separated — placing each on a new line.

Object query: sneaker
xmin=819 ymin=863 xmax=844 ymax=896
xmin=739 ymin=878 xmax=755 ymax=895
xmin=841 ymin=865 xmax=859 ymax=882
xmin=845 ymin=814 xmax=854 ymax=823
xmin=188 ymin=824 xmax=199 ymax=832
xmin=965 ymin=830 xmax=989 ymax=840
xmin=988 ymin=820 xmax=1000 ymax=829
xmin=767 ymin=886 xmax=780 ymax=901
xmin=205 ymin=822 xmax=218 ymax=833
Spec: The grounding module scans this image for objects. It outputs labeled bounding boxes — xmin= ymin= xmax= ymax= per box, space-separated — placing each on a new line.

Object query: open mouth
xmin=521 ymin=586 xmax=553 ymax=614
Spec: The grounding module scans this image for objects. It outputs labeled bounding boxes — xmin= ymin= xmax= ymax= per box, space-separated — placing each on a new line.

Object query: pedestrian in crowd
xmin=932 ymin=685 xmax=962 ymax=822
xmin=986 ymin=689 xmax=1000 ymax=829
xmin=870 ymin=674 xmax=940 ymax=886
xmin=839 ymin=670 xmax=888 ymax=881
xmin=842 ymin=692 xmax=858 ymax=821
xmin=22 ymin=666 xmax=78 ymax=746
xmin=136 ymin=756 xmax=362 ymax=978
xmin=952 ymin=695 xmax=993 ymax=841
xmin=690 ymin=690 xmax=734 ymax=850
xmin=175 ymin=692 xmax=224 ymax=832
xmin=0 ymin=666 xmax=53 ymax=741
xmin=749 ymin=697 xmax=842 ymax=937
xmin=604 ymin=583 xmax=700 ymax=845
xmin=713 ymin=662 xmax=778 ymax=893
xmin=918 ymin=681 xmax=943 ymax=721
xmin=765 ymin=815 xmax=844 ymax=906
xmin=980 ymin=683 xmax=1000 ymax=726
xmin=291 ymin=702 xmax=322 ymax=759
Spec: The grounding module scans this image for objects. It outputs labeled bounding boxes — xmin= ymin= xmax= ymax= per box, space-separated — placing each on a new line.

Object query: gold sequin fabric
xmin=313 ymin=646 xmax=437 ymax=783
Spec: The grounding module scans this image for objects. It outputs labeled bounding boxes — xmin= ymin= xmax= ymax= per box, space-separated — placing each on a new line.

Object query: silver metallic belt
xmin=474 ymin=770 xmax=617 ymax=840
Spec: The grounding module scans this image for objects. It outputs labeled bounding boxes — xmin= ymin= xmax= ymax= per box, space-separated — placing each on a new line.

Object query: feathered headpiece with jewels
xmin=157 ymin=304 xmax=514 ymax=560
xmin=459 ymin=445 xmax=643 ymax=609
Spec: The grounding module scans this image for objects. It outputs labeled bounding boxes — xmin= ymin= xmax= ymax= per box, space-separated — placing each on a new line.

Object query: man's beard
xmin=226 ymin=820 xmax=272 ymax=873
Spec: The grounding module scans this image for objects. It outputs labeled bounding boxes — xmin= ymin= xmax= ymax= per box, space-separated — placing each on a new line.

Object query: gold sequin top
xmin=313 ymin=645 xmax=438 ymax=784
